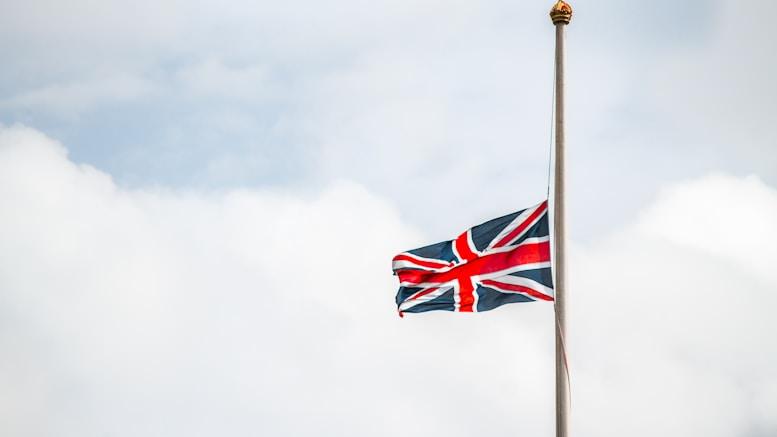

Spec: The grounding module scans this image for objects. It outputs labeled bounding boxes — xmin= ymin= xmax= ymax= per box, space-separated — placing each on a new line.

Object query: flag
xmin=393 ymin=200 xmax=553 ymax=315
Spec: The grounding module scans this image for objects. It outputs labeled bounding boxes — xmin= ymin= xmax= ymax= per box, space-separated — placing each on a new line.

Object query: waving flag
xmin=393 ymin=201 xmax=553 ymax=315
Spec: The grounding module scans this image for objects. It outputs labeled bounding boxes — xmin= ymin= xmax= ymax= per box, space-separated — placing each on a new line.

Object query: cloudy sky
xmin=1 ymin=0 xmax=776 ymax=435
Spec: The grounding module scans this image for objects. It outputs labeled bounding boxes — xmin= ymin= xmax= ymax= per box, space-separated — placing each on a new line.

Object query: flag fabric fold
xmin=393 ymin=200 xmax=554 ymax=316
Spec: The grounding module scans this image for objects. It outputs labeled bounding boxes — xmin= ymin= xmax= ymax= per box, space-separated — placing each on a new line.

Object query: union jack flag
xmin=393 ymin=201 xmax=553 ymax=315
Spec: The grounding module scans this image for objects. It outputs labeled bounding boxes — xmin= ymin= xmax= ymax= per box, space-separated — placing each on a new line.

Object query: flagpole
xmin=550 ymin=2 xmax=572 ymax=437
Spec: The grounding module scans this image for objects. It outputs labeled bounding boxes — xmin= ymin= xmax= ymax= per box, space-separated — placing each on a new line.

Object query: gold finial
xmin=550 ymin=0 xmax=573 ymax=25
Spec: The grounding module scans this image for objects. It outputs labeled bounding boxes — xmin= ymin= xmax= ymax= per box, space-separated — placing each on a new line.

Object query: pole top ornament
xmin=550 ymin=0 xmax=573 ymax=25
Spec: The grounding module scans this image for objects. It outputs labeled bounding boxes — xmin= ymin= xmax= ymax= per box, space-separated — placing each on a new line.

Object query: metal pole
xmin=550 ymin=2 xmax=572 ymax=437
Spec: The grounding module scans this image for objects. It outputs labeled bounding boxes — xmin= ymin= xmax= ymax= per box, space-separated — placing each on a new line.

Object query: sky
xmin=1 ymin=0 xmax=776 ymax=436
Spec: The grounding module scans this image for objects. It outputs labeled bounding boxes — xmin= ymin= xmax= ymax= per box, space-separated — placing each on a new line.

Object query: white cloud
xmin=637 ymin=173 xmax=777 ymax=284
xmin=571 ymin=174 xmax=777 ymax=436
xmin=0 ymin=125 xmax=557 ymax=436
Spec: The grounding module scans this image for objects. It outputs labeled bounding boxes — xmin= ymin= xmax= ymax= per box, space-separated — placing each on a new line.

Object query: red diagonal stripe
xmin=481 ymin=279 xmax=554 ymax=301
xmin=392 ymin=254 xmax=451 ymax=270
xmin=493 ymin=201 xmax=547 ymax=248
